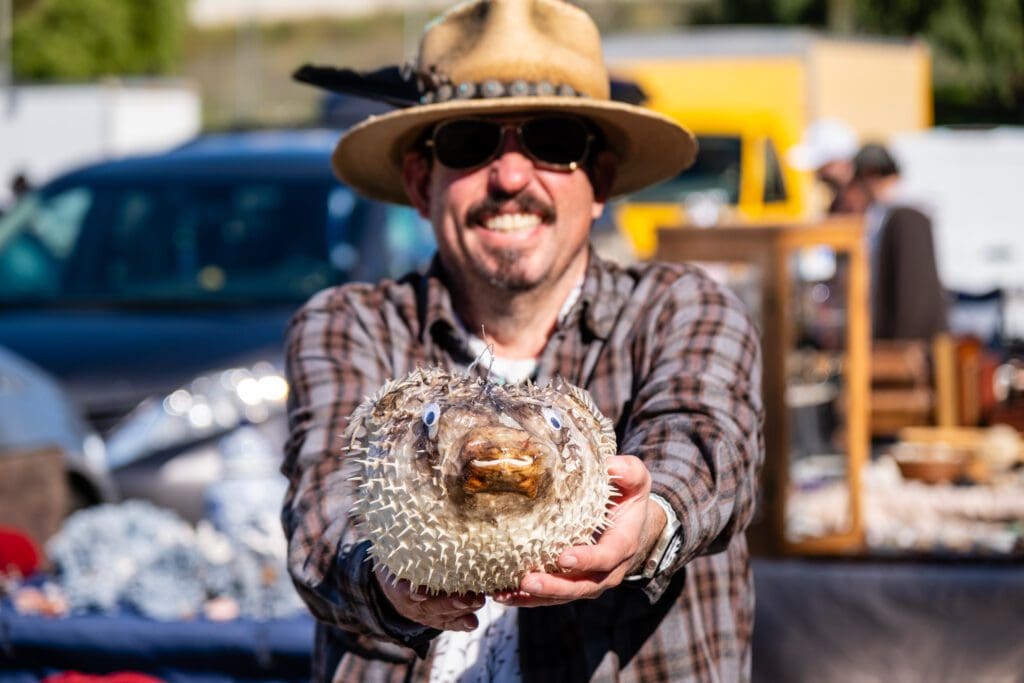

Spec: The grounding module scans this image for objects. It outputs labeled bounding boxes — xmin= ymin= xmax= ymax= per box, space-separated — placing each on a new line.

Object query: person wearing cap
xmin=282 ymin=1 xmax=763 ymax=680
xmin=787 ymin=119 xmax=860 ymax=215
xmin=838 ymin=143 xmax=948 ymax=341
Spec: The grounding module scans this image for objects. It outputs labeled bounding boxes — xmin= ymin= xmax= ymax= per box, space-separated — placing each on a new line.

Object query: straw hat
xmin=332 ymin=0 xmax=696 ymax=205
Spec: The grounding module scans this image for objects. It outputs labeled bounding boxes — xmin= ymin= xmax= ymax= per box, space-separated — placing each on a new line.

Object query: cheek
xmin=548 ymin=173 xmax=599 ymax=229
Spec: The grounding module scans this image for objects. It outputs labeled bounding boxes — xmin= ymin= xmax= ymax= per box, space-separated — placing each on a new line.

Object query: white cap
xmin=787 ymin=119 xmax=859 ymax=171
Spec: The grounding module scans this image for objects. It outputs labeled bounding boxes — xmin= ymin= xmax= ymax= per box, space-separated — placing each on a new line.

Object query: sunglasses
xmin=425 ymin=115 xmax=596 ymax=172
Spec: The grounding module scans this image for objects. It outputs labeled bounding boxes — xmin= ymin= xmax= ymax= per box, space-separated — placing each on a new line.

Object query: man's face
xmin=402 ymin=114 xmax=613 ymax=294
xmin=816 ymin=159 xmax=854 ymax=193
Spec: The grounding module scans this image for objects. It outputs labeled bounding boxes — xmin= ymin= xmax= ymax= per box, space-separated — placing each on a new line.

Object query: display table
xmin=4 ymin=558 xmax=1023 ymax=682
xmin=0 ymin=609 xmax=314 ymax=682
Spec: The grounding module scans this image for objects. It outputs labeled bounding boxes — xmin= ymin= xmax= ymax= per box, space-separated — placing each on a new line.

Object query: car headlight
xmin=105 ymin=361 xmax=289 ymax=469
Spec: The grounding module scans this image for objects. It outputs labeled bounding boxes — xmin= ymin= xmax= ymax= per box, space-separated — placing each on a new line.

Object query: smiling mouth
xmin=483 ymin=213 xmax=542 ymax=233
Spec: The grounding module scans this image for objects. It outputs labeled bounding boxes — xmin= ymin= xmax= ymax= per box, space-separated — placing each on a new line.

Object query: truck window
xmin=763 ymin=138 xmax=787 ymax=204
xmin=0 ymin=188 xmax=93 ymax=298
xmin=627 ymin=135 xmax=741 ymax=205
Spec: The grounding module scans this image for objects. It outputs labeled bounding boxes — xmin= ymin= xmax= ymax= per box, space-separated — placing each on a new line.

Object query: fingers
xmin=492 ymin=588 xmax=576 ymax=608
xmin=374 ymin=567 xmax=485 ymax=632
xmin=558 ymin=519 xmax=641 ymax=574
xmin=606 ymin=454 xmax=651 ymax=501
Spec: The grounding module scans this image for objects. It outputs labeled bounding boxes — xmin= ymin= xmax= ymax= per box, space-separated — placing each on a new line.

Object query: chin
xmin=472 ymin=253 xmax=547 ymax=292
xmin=482 ymin=269 xmax=542 ymax=293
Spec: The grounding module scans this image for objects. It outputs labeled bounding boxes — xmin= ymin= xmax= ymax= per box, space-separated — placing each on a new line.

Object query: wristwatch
xmin=625 ymin=493 xmax=682 ymax=582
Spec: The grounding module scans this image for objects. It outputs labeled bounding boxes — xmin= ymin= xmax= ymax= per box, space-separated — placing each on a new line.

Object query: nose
xmin=487 ymin=127 xmax=534 ymax=195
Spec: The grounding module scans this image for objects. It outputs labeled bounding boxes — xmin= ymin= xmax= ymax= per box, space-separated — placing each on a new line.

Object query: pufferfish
xmin=344 ymin=366 xmax=617 ymax=595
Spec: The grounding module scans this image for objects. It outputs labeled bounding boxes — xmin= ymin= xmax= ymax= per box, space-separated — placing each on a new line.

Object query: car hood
xmin=0 ymin=307 xmax=296 ymax=429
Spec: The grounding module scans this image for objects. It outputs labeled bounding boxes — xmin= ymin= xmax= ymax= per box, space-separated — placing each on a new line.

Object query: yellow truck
xmin=602 ymin=28 xmax=932 ymax=258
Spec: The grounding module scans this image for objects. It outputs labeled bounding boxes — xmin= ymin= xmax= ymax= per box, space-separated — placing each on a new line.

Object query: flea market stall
xmin=657 ymin=217 xmax=1024 ymax=681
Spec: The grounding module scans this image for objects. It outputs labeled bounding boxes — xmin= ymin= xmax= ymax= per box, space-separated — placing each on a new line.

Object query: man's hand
xmin=493 ymin=454 xmax=667 ymax=607
xmin=374 ymin=566 xmax=485 ymax=632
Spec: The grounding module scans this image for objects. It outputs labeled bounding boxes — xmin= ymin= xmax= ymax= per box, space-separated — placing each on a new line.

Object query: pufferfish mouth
xmin=460 ymin=426 xmax=547 ymax=498
xmin=470 ymin=455 xmax=534 ymax=468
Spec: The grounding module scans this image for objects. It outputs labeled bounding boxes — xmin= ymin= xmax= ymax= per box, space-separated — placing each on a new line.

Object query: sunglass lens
xmin=433 ymin=120 xmax=501 ymax=169
xmin=521 ymin=117 xmax=590 ymax=167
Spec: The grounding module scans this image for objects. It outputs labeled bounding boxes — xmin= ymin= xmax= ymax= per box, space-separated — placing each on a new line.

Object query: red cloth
xmin=0 ymin=525 xmax=40 ymax=577
xmin=42 ymin=673 xmax=166 ymax=683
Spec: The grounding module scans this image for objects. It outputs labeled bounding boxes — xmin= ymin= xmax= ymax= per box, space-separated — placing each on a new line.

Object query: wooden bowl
xmin=892 ymin=442 xmax=969 ymax=484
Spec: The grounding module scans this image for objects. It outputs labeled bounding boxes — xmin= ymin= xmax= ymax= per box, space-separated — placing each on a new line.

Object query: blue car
xmin=0 ymin=128 xmax=435 ymax=518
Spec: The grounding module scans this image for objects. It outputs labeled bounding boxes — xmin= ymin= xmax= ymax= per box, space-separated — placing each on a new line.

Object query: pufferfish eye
xmin=541 ymin=406 xmax=563 ymax=431
xmin=422 ymin=402 xmax=441 ymax=438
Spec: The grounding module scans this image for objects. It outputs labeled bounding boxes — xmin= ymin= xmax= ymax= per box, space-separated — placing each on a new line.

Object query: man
xmin=283 ymin=1 xmax=763 ymax=680
xmin=787 ymin=119 xmax=860 ymax=215
xmin=839 ymin=143 xmax=948 ymax=341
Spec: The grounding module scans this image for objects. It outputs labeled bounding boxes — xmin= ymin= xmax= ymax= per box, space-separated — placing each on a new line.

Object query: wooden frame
xmin=656 ymin=217 xmax=869 ymax=555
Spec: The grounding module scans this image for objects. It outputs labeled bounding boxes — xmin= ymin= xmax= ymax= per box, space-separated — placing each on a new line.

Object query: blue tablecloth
xmin=0 ymin=608 xmax=314 ymax=682
xmin=3 ymin=559 xmax=1023 ymax=682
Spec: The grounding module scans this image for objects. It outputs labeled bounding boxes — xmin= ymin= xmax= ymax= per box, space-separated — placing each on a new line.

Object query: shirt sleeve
xmin=621 ymin=270 xmax=764 ymax=602
xmin=281 ymin=285 xmax=439 ymax=655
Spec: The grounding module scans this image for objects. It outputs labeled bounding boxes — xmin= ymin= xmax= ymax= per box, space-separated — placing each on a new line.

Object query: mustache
xmin=465 ymin=191 xmax=557 ymax=227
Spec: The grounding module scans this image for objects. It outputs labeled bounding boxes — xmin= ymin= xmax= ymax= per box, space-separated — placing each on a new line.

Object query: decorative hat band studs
xmin=419 ymin=79 xmax=584 ymax=104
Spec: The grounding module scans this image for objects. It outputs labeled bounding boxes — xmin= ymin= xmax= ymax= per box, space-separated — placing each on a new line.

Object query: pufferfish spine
xmin=344 ymin=366 xmax=617 ymax=595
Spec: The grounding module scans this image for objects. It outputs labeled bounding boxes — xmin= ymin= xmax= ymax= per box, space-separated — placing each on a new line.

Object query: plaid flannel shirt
xmin=282 ymin=250 xmax=764 ymax=682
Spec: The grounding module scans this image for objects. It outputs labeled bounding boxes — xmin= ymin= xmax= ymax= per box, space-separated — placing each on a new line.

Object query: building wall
xmin=188 ymin=0 xmax=450 ymax=27
xmin=0 ymin=83 xmax=200 ymax=206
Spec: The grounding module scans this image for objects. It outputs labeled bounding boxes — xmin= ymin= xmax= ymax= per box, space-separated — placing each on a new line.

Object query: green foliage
xmin=13 ymin=0 xmax=186 ymax=81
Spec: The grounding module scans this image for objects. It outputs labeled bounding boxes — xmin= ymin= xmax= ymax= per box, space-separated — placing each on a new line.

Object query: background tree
xmin=12 ymin=0 xmax=186 ymax=81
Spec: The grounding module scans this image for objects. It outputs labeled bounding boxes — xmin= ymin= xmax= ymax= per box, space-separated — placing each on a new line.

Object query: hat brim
xmin=332 ymin=96 xmax=697 ymax=205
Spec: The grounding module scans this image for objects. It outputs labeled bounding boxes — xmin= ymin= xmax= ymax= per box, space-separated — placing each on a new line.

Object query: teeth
xmin=471 ymin=457 xmax=533 ymax=468
xmin=484 ymin=213 xmax=541 ymax=233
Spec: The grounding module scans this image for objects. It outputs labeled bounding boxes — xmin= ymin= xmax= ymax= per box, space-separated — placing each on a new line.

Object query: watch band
xmin=626 ymin=493 xmax=682 ymax=582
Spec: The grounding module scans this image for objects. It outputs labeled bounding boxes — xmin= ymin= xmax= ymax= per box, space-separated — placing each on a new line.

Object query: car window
xmin=626 ymin=135 xmax=742 ymax=204
xmin=0 ymin=177 xmax=435 ymax=306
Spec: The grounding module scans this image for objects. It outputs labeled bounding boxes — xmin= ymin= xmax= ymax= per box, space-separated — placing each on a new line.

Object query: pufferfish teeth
xmin=470 ymin=456 xmax=533 ymax=468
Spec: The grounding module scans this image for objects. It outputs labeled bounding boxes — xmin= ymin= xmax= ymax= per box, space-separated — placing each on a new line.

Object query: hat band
xmin=419 ymin=78 xmax=586 ymax=105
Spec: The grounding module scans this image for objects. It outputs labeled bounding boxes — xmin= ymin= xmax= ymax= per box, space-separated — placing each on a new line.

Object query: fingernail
xmin=408 ymin=592 xmax=428 ymax=602
xmin=559 ymin=554 xmax=577 ymax=568
xmin=453 ymin=599 xmax=469 ymax=609
xmin=523 ymin=578 xmax=542 ymax=594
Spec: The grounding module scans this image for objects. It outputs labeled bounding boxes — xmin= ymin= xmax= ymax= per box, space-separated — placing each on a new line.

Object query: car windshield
xmin=627 ymin=135 xmax=742 ymax=204
xmin=0 ymin=176 xmax=435 ymax=307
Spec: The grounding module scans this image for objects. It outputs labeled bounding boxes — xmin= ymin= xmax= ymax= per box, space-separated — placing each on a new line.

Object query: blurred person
xmin=282 ymin=0 xmax=764 ymax=681
xmin=839 ymin=143 xmax=949 ymax=341
xmin=11 ymin=173 xmax=32 ymax=200
xmin=787 ymin=119 xmax=860 ymax=215
xmin=1 ymin=172 xmax=33 ymax=218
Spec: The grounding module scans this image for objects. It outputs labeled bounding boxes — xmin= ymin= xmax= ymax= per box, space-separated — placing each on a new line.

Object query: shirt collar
xmin=421 ymin=256 xmax=461 ymax=343
xmin=574 ymin=247 xmax=625 ymax=340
